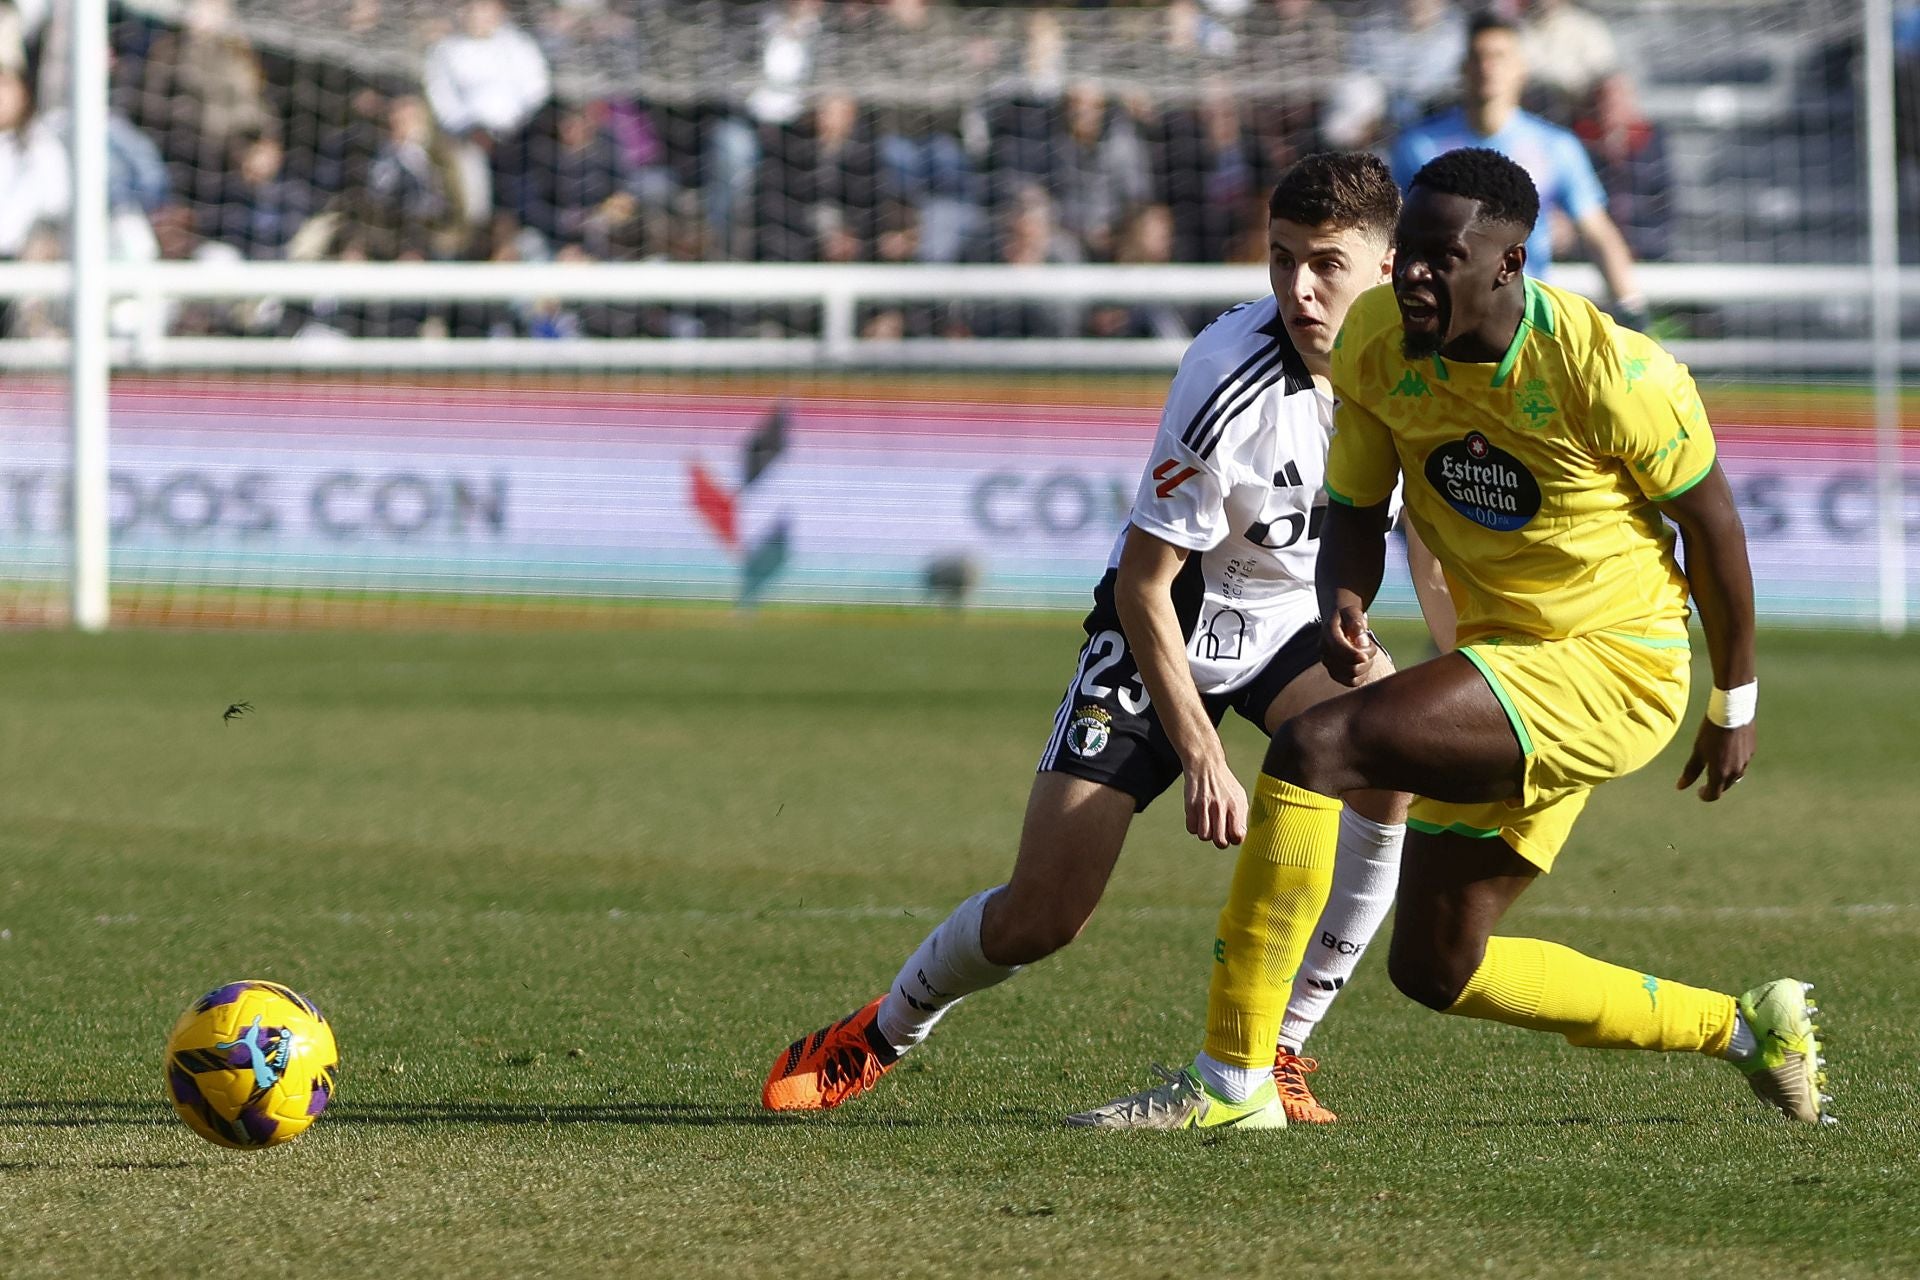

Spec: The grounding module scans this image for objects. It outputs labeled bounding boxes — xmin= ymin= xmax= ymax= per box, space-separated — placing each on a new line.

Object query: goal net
xmin=0 ymin=0 xmax=1912 ymax=627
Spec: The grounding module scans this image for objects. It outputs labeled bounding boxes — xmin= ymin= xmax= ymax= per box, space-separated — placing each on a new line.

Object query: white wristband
xmin=1707 ymin=681 xmax=1757 ymax=729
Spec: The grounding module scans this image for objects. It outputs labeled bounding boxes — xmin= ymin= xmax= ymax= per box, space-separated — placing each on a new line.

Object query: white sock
xmin=1277 ymin=807 xmax=1404 ymax=1052
xmin=873 ymin=888 xmax=1020 ymax=1055
xmin=1722 ymin=1011 xmax=1758 ymax=1061
xmin=1193 ymin=1051 xmax=1271 ymax=1103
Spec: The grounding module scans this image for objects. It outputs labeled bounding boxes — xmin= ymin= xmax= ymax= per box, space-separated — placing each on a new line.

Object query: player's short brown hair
xmin=1266 ymin=151 xmax=1402 ymax=243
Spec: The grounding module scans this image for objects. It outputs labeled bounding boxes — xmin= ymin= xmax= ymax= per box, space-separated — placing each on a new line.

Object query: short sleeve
xmin=1588 ymin=334 xmax=1717 ymax=502
xmin=1127 ymin=350 xmax=1238 ymax=551
xmin=1326 ymin=391 xmax=1401 ymax=509
xmin=1326 ymin=314 xmax=1402 ymax=508
xmin=1549 ymin=127 xmax=1607 ymax=222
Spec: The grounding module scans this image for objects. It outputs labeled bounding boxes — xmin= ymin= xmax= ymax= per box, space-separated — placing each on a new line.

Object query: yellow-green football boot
xmin=1733 ymin=978 xmax=1833 ymax=1125
xmin=1065 ymin=1063 xmax=1286 ymax=1131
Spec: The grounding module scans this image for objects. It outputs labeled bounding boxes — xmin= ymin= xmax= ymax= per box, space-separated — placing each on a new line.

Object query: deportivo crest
xmin=1424 ymin=432 xmax=1541 ymax=532
xmin=1066 ymin=706 xmax=1113 ymax=758
xmin=1517 ymin=378 xmax=1557 ymax=429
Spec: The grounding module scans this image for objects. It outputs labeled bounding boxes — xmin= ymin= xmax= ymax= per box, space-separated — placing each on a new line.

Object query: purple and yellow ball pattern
xmin=164 ymin=980 xmax=338 ymax=1150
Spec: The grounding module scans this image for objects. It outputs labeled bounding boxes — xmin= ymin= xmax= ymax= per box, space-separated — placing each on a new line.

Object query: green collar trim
xmin=1490 ymin=277 xmax=1552 ymax=389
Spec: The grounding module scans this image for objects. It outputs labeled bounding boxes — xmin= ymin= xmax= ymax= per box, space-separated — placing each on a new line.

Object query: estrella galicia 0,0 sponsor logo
xmin=1424 ymin=432 xmax=1541 ymax=532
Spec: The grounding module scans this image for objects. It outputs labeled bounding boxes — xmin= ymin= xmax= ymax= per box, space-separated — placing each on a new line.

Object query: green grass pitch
xmin=0 ymin=617 xmax=1915 ymax=1276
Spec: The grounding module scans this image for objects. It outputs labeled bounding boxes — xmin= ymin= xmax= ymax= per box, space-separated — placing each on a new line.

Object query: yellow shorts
xmin=1407 ymin=630 xmax=1692 ymax=871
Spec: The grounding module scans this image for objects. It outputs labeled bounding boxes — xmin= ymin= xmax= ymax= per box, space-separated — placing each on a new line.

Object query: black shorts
xmin=1036 ymin=582 xmax=1325 ymax=812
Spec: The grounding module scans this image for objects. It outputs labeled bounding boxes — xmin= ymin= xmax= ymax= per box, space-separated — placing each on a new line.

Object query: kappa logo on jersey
xmin=1152 ymin=458 xmax=1200 ymax=498
xmin=1517 ymin=378 xmax=1557 ymax=429
xmin=1066 ymin=706 xmax=1114 ymax=758
xmin=1390 ymin=369 xmax=1433 ymax=398
xmin=1425 ymin=432 xmax=1542 ymax=532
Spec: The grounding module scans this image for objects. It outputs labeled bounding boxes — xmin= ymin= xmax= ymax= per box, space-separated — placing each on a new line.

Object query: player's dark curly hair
xmin=1466 ymin=11 xmax=1520 ymax=41
xmin=1267 ymin=151 xmax=1402 ymax=241
xmin=1409 ymin=147 xmax=1541 ymax=236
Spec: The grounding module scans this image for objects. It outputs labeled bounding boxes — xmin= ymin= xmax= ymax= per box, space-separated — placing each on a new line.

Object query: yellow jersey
xmin=1326 ymin=278 xmax=1714 ymax=644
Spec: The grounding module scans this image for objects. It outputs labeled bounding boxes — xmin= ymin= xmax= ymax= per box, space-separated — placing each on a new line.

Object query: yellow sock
xmin=1448 ymin=937 xmax=1737 ymax=1055
xmin=1202 ymin=775 xmax=1342 ymax=1069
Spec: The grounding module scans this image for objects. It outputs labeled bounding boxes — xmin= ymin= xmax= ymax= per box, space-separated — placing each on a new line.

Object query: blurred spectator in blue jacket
xmin=44 ymin=100 xmax=171 ymax=220
xmin=1391 ymin=14 xmax=1645 ymax=323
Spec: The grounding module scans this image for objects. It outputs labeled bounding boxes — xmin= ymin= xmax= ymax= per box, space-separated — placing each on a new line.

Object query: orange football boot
xmin=1273 ymin=1051 xmax=1336 ymax=1124
xmin=762 ymin=996 xmax=900 ymax=1111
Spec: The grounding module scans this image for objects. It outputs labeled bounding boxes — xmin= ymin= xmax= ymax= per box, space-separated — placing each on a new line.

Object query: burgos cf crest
xmin=1066 ymin=706 xmax=1113 ymax=758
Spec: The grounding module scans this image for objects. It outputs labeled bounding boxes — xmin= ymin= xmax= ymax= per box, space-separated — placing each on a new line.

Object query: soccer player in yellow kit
xmin=1207 ymin=147 xmax=1830 ymax=1123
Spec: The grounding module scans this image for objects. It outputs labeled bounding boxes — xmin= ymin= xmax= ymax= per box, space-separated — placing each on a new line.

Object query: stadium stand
xmin=0 ymin=0 xmax=1901 ymax=342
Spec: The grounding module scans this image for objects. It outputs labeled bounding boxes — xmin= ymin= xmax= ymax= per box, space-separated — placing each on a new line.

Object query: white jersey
xmin=1113 ymin=296 xmax=1398 ymax=695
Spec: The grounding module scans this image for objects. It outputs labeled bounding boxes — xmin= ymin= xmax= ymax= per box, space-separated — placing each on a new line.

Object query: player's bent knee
xmin=1266 ymin=708 xmax=1356 ymax=796
xmin=1387 ymin=936 xmax=1475 ymax=1011
xmin=978 ymin=887 xmax=1091 ymax=966
xmin=983 ymin=916 xmax=1084 ymax=967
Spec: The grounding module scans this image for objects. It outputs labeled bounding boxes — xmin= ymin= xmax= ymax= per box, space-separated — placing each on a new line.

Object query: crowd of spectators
xmin=0 ymin=0 xmax=1831 ymax=341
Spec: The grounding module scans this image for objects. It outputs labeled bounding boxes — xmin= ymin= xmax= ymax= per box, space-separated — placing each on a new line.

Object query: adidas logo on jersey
xmin=1271 ymin=460 xmax=1304 ymax=488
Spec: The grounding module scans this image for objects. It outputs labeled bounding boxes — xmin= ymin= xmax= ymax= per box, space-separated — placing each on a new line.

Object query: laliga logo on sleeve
xmin=1424 ymin=432 xmax=1541 ymax=532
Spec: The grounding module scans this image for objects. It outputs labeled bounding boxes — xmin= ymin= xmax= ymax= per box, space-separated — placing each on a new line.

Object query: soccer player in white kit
xmin=763 ymin=153 xmax=1453 ymax=1128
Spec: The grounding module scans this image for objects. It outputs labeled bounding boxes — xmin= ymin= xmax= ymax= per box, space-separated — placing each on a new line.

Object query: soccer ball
xmin=163 ymin=980 xmax=338 ymax=1150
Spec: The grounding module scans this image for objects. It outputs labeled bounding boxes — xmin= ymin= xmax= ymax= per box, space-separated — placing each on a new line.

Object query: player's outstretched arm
xmin=1115 ymin=525 xmax=1248 ymax=848
xmin=1316 ymin=498 xmax=1395 ymax=686
xmin=1575 ymin=206 xmax=1648 ymax=327
xmin=1657 ymin=461 xmax=1758 ymax=801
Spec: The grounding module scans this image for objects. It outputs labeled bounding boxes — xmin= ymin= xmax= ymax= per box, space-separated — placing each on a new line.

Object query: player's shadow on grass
xmin=0 ymin=1099 xmax=173 ymax=1129
xmin=0 ymin=1098 xmax=1056 ymax=1133
xmin=0 ymin=1097 xmax=916 ymax=1130
xmin=335 ymin=1100 xmax=934 ymax=1129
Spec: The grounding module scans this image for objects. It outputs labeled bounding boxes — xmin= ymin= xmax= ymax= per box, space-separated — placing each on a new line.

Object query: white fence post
xmin=69 ymin=0 xmax=111 ymax=631
xmin=1865 ymin=0 xmax=1908 ymax=636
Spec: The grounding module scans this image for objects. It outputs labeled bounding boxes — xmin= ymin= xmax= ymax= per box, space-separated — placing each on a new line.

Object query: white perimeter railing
xmin=0 ymin=260 xmax=1917 ymax=373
